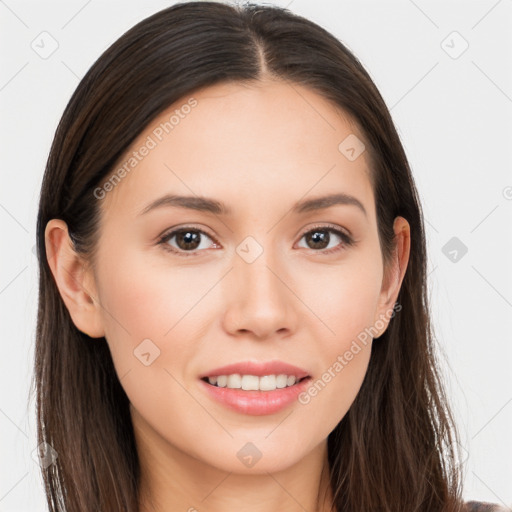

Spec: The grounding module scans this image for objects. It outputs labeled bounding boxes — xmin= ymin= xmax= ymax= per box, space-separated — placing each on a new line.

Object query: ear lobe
xmin=45 ymin=219 xmax=105 ymax=338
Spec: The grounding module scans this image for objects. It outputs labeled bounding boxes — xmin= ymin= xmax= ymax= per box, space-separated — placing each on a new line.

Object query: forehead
xmin=100 ymin=79 xmax=375 ymax=222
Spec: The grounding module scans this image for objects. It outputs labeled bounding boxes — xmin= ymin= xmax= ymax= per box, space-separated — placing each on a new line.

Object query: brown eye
xmin=304 ymin=229 xmax=330 ymax=249
xmin=158 ymin=227 xmax=217 ymax=256
xmin=174 ymin=229 xmax=202 ymax=250
xmin=297 ymin=225 xmax=353 ymax=254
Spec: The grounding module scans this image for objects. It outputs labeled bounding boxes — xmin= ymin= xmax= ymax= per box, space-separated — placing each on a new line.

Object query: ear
xmin=373 ymin=216 xmax=411 ymax=337
xmin=45 ymin=219 xmax=105 ymax=338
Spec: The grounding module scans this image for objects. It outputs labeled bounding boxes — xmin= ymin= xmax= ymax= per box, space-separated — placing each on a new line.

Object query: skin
xmin=45 ymin=78 xmax=410 ymax=512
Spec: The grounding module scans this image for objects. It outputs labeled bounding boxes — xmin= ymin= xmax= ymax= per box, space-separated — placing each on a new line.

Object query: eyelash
xmin=157 ymin=223 xmax=354 ymax=258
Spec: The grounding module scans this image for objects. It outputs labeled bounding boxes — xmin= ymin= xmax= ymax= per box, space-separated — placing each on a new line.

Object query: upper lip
xmin=199 ymin=360 xmax=310 ymax=380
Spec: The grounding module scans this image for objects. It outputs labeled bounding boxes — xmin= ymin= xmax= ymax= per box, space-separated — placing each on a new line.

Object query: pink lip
xmin=199 ymin=376 xmax=312 ymax=416
xmin=199 ymin=360 xmax=310 ymax=380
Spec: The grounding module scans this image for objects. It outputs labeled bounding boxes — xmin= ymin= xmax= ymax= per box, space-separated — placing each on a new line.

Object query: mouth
xmin=199 ymin=373 xmax=313 ymax=416
xmin=201 ymin=374 xmax=311 ymax=391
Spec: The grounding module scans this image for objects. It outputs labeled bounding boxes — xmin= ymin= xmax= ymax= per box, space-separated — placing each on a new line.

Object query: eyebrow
xmin=139 ymin=192 xmax=367 ymax=218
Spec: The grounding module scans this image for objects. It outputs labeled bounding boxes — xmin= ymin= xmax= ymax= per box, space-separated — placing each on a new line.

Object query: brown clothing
xmin=465 ymin=501 xmax=511 ymax=511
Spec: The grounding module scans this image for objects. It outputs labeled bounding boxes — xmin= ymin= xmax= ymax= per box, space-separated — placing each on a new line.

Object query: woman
xmin=33 ymin=2 xmax=506 ymax=511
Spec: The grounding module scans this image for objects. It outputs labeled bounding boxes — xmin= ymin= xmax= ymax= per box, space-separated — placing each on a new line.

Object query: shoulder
xmin=464 ymin=501 xmax=511 ymax=511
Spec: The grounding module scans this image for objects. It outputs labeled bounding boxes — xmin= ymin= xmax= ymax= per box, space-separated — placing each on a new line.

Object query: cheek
xmin=95 ymin=248 xmax=217 ymax=353
xmin=93 ymin=246 xmax=227 ymax=426
xmin=93 ymin=250 xmax=215 ymax=443
xmin=301 ymin=254 xmax=383 ymax=344
xmin=296 ymin=258 xmax=381 ymax=427
xmin=298 ymin=331 xmax=373 ymax=442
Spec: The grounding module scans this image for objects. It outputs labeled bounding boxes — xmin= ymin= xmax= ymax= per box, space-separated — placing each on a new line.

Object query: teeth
xmin=259 ymin=375 xmax=276 ymax=391
xmin=227 ymin=374 xmax=242 ymax=388
xmin=206 ymin=374 xmax=303 ymax=391
xmin=275 ymin=375 xmax=286 ymax=388
xmin=242 ymin=375 xmax=259 ymax=390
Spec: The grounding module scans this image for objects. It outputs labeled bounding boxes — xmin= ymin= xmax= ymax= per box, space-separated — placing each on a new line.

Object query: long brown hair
xmin=33 ymin=2 xmax=464 ymax=510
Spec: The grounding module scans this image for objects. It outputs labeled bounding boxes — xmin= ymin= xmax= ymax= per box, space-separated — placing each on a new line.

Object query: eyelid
xmin=157 ymin=225 xmax=219 ymax=257
xmin=157 ymin=224 xmax=217 ymax=243
xmin=298 ymin=222 xmax=353 ymax=242
xmin=296 ymin=222 xmax=354 ymax=254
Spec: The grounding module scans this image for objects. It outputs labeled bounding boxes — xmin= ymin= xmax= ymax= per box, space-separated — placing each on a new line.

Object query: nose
xmin=221 ymin=242 xmax=299 ymax=340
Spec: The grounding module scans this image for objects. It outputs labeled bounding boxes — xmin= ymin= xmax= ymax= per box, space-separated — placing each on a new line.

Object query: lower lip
xmin=199 ymin=377 xmax=312 ymax=416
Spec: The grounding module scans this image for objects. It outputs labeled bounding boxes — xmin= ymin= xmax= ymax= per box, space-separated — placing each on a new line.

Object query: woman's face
xmin=69 ymin=79 xmax=408 ymax=474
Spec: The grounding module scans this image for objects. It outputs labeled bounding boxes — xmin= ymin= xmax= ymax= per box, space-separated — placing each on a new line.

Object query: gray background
xmin=1 ymin=0 xmax=511 ymax=509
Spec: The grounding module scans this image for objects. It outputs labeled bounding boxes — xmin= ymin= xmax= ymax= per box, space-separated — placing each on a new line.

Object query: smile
xmin=199 ymin=375 xmax=312 ymax=416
